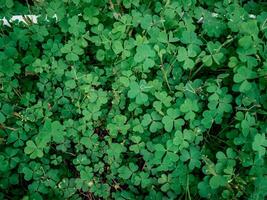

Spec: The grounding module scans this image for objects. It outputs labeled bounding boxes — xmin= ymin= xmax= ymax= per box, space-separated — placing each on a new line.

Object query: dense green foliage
xmin=1 ymin=0 xmax=267 ymax=199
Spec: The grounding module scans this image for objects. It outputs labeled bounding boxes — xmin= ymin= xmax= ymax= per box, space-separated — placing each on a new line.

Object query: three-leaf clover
xmin=180 ymin=146 xmax=201 ymax=170
xmin=177 ymin=45 xmax=200 ymax=70
xmin=127 ymin=80 xmax=151 ymax=105
xmin=141 ymin=111 xmax=163 ymax=133
xmin=61 ymin=39 xmax=84 ymax=62
xmin=107 ymin=115 xmax=130 ymax=137
xmin=202 ymin=42 xmax=224 ymax=66
xmin=83 ymin=6 xmax=99 ymax=25
xmin=134 ymin=44 xmax=155 ymax=63
xmin=118 ymin=163 xmax=138 ymax=179
xmin=107 ymin=143 xmax=126 ymax=161
xmin=173 ymin=129 xmax=195 ymax=150
xmin=162 ymin=108 xmax=184 ymax=132
xmin=252 ymin=134 xmax=267 ymax=157
xmin=112 ymin=40 xmax=124 ymax=55
xmin=234 ymin=66 xmax=257 ymax=83
xmin=180 ymin=30 xmax=202 ymax=45
xmin=24 ymin=140 xmax=44 ymax=159
xmin=68 ymin=16 xmax=86 ymax=37
xmin=129 ymin=136 xmax=145 ymax=153
xmin=209 ymin=175 xmax=227 ymax=189
xmin=180 ymin=99 xmax=199 ymax=120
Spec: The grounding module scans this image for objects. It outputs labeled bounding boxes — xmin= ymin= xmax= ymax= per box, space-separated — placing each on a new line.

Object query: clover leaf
xmin=107 ymin=143 xmax=126 ymax=162
xmin=209 ymin=175 xmax=227 ymax=189
xmin=83 ymin=6 xmax=99 ymax=25
xmin=68 ymin=16 xmax=86 ymax=37
xmin=173 ymin=129 xmax=196 ymax=150
xmin=180 ymin=146 xmax=201 ymax=170
xmin=0 ymin=59 xmax=20 ymax=76
xmin=177 ymin=46 xmax=195 ymax=70
xmin=162 ymin=108 xmax=184 ymax=132
xmin=112 ymin=40 xmax=124 ymax=55
xmin=241 ymin=113 xmax=256 ymax=137
xmin=141 ymin=111 xmax=163 ymax=133
xmin=203 ymin=42 xmax=224 ymax=66
xmin=61 ymin=39 xmax=84 ymax=62
xmin=233 ymin=66 xmax=257 ymax=83
xmin=180 ymin=30 xmax=202 ymax=45
xmin=0 ymin=111 xmax=5 ymax=124
xmin=118 ymin=163 xmax=138 ymax=179
xmin=24 ymin=140 xmax=44 ymax=159
xmin=129 ymin=136 xmax=145 ymax=153
xmin=127 ymin=80 xmax=151 ymax=105
xmin=134 ymin=44 xmax=155 ymax=63
xmin=202 ymin=13 xmax=227 ymax=37
xmin=2 ymin=1 xmax=267 ymax=199
xmin=252 ymin=134 xmax=267 ymax=157
xmin=180 ymin=99 xmax=199 ymax=120
xmin=107 ymin=115 xmax=130 ymax=137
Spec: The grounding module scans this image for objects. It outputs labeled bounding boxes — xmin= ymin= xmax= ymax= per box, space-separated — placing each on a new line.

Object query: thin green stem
xmin=216 ymin=36 xmax=236 ymax=53
xmin=186 ymin=174 xmax=192 ymax=200
xmin=160 ymin=64 xmax=172 ymax=92
xmin=191 ymin=63 xmax=204 ymax=79
xmin=26 ymin=0 xmax=32 ymax=15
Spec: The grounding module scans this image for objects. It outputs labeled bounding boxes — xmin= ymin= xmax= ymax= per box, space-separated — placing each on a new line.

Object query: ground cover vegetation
xmin=0 ymin=0 xmax=267 ymax=199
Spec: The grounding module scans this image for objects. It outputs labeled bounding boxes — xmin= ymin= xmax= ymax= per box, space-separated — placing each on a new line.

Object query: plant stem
xmin=191 ymin=63 xmax=204 ymax=79
xmin=160 ymin=64 xmax=172 ymax=92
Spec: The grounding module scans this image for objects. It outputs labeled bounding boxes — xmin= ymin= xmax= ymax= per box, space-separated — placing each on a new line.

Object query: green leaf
xmin=180 ymin=99 xmax=199 ymax=120
xmin=66 ymin=52 xmax=79 ymax=62
xmin=238 ymin=36 xmax=253 ymax=49
xmin=143 ymin=58 xmax=155 ymax=71
xmin=180 ymin=30 xmax=202 ymax=45
xmin=162 ymin=108 xmax=181 ymax=132
xmin=107 ymin=115 xmax=130 ymax=137
xmin=0 ymin=155 xmax=9 ymax=172
xmin=252 ymin=134 xmax=267 ymax=157
xmin=240 ymin=20 xmax=259 ymax=37
xmin=107 ymin=143 xmax=126 ymax=161
xmin=112 ymin=40 xmax=124 ymax=55
xmin=134 ymin=44 xmax=155 ymax=63
xmin=0 ymin=112 xmax=5 ymax=123
xmin=83 ymin=6 xmax=99 ymax=25
xmin=233 ymin=66 xmax=257 ymax=83
xmin=118 ymin=166 xmax=132 ymax=179
xmin=209 ymin=175 xmax=226 ymax=189
xmin=140 ymin=14 xmax=153 ymax=30
xmin=5 ymin=0 xmax=14 ymax=8
xmin=68 ymin=16 xmax=86 ymax=37
xmin=127 ymin=81 xmax=150 ymax=105
xmin=24 ymin=140 xmax=44 ymax=159
xmin=96 ymin=49 xmax=105 ymax=61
